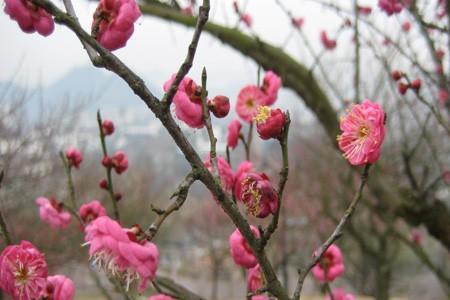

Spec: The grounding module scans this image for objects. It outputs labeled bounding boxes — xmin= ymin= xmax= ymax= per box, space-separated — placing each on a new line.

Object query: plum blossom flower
xmin=204 ymin=155 xmax=234 ymax=192
xmin=291 ymin=17 xmax=304 ymax=28
xmin=252 ymin=296 xmax=269 ymax=300
xmin=260 ymin=71 xmax=281 ymax=105
xmin=181 ymin=5 xmax=194 ymax=16
xmin=79 ymin=200 xmax=107 ymax=224
xmin=227 ymin=119 xmax=242 ymax=150
xmin=229 ymin=226 xmax=260 ymax=268
xmin=236 ymin=172 xmax=278 ymax=218
xmin=378 ymin=0 xmax=409 ymax=16
xmin=247 ymin=264 xmax=264 ymax=292
xmin=85 ymin=216 xmax=159 ymax=292
xmin=93 ymin=0 xmax=141 ymax=51
xmin=320 ymin=31 xmax=337 ymax=50
xmin=233 ymin=160 xmax=254 ymax=198
xmin=65 ymin=147 xmax=83 ymax=169
xmin=254 ymin=106 xmax=286 ymax=140
xmin=325 ymin=288 xmax=355 ymax=300
xmin=148 ymin=295 xmax=175 ymax=300
xmin=337 ymin=99 xmax=386 ymax=166
xmin=0 ymin=241 xmax=48 ymax=300
xmin=163 ymin=74 xmax=204 ymax=128
xmin=401 ymin=21 xmax=411 ymax=32
xmin=111 ymin=151 xmax=129 ymax=174
xmin=102 ymin=120 xmax=115 ymax=135
xmin=208 ymin=95 xmax=230 ymax=118
xmin=358 ymin=6 xmax=372 ymax=15
xmin=4 ymin=0 xmax=54 ymax=36
xmin=240 ymin=13 xmax=252 ymax=27
xmin=35 ymin=197 xmax=71 ymax=229
xmin=312 ymin=244 xmax=345 ymax=283
xmin=236 ymin=86 xmax=266 ymax=123
xmin=40 ymin=275 xmax=75 ymax=300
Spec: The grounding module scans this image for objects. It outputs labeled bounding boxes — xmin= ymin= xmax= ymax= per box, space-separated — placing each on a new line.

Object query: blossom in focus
xmin=163 ymin=74 xmax=204 ymax=128
xmin=247 ymin=264 xmax=264 ymax=292
xmin=233 ymin=160 xmax=254 ymax=198
xmin=4 ymin=0 xmax=54 ymax=36
xmin=320 ymin=31 xmax=337 ymax=50
xmin=0 ymin=241 xmax=48 ymax=300
xmin=260 ymin=71 xmax=281 ymax=106
xmin=65 ymin=147 xmax=83 ymax=169
xmin=312 ymin=244 xmax=345 ymax=283
xmin=85 ymin=216 xmax=159 ymax=292
xmin=236 ymin=85 xmax=266 ymax=123
xmin=236 ymin=172 xmax=278 ymax=218
xmin=111 ymin=151 xmax=129 ymax=174
xmin=324 ymin=288 xmax=355 ymax=300
xmin=93 ymin=0 xmax=141 ymax=51
xmin=79 ymin=200 xmax=108 ymax=224
xmin=204 ymin=155 xmax=235 ymax=192
xmin=229 ymin=226 xmax=260 ymax=268
xmin=36 ymin=197 xmax=71 ymax=229
xmin=102 ymin=119 xmax=115 ymax=135
xmin=254 ymin=106 xmax=286 ymax=140
xmin=337 ymin=99 xmax=386 ymax=166
xmin=40 ymin=275 xmax=75 ymax=300
xmin=227 ymin=119 xmax=242 ymax=150
xmin=208 ymin=95 xmax=230 ymax=118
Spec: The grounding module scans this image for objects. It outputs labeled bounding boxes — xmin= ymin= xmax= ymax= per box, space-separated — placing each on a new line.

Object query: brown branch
xmin=145 ymin=171 xmax=199 ymax=240
xmin=154 ymin=275 xmax=206 ymax=300
xmin=0 ymin=170 xmax=12 ymax=245
xmin=293 ymin=164 xmax=371 ymax=299
xmin=161 ymin=0 xmax=210 ymax=108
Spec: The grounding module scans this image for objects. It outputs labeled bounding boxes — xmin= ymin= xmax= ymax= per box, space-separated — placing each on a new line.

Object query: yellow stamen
xmin=253 ymin=106 xmax=271 ymax=124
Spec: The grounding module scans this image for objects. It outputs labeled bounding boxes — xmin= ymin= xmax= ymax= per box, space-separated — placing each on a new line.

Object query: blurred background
xmin=0 ymin=0 xmax=449 ymax=299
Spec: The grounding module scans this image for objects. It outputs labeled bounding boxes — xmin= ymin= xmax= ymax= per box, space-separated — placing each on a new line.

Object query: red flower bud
xmin=436 ymin=49 xmax=445 ymax=60
xmin=291 ymin=17 xmax=304 ymax=29
xmin=401 ymin=21 xmax=411 ymax=32
xmin=65 ymin=147 xmax=82 ymax=169
xmin=111 ymin=151 xmax=128 ymax=174
xmin=398 ymin=82 xmax=409 ymax=95
xmin=99 ymin=178 xmax=108 ymax=190
xmin=102 ymin=120 xmax=115 ymax=136
xmin=115 ymin=192 xmax=123 ymax=202
xmin=410 ymin=79 xmax=421 ymax=91
xmin=208 ymin=95 xmax=230 ymax=118
xmin=102 ymin=156 xmax=112 ymax=168
xmin=254 ymin=106 xmax=286 ymax=140
xmin=391 ymin=70 xmax=403 ymax=81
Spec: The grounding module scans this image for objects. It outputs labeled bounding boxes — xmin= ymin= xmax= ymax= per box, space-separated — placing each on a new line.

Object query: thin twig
xmin=145 ymin=171 xmax=198 ymax=240
xmin=293 ymin=164 xmax=371 ymax=300
xmin=161 ymin=0 xmax=210 ymax=108
xmin=59 ymin=151 xmax=77 ymax=209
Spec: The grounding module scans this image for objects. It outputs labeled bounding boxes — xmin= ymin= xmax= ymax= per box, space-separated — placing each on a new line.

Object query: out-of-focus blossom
xmin=204 ymin=155 xmax=234 ymax=191
xmin=229 ymin=226 xmax=260 ymax=268
xmin=325 ymin=288 xmax=355 ymax=300
xmin=358 ymin=6 xmax=372 ymax=15
xmin=79 ymin=200 xmax=107 ymax=224
xmin=65 ymin=147 xmax=83 ymax=169
xmin=337 ymin=99 xmax=386 ymax=166
xmin=291 ymin=17 xmax=304 ymax=28
xmin=111 ymin=151 xmax=129 ymax=174
xmin=227 ymin=119 xmax=242 ymax=149
xmin=236 ymin=85 xmax=266 ymax=123
xmin=320 ymin=31 xmax=336 ymax=50
xmin=379 ymin=0 xmax=409 ymax=16
xmin=312 ymin=244 xmax=345 ymax=283
xmin=240 ymin=13 xmax=252 ymax=27
xmin=4 ymin=0 xmax=54 ymax=36
xmin=401 ymin=21 xmax=411 ymax=32
xmin=260 ymin=71 xmax=281 ymax=106
xmin=36 ymin=197 xmax=71 ymax=229
xmin=40 ymin=275 xmax=75 ymax=300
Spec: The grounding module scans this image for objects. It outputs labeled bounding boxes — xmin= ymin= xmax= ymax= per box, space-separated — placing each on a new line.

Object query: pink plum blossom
xmin=320 ymin=31 xmax=337 ymax=50
xmin=0 ymin=241 xmax=48 ymax=300
xmin=102 ymin=119 xmax=115 ymax=135
xmin=236 ymin=85 xmax=266 ymax=123
xmin=208 ymin=95 xmax=230 ymax=118
xmin=247 ymin=264 xmax=264 ymax=292
xmin=229 ymin=226 xmax=260 ymax=268
xmin=291 ymin=17 xmax=304 ymax=28
xmin=4 ymin=0 xmax=54 ymax=36
xmin=227 ymin=119 xmax=242 ymax=150
xmin=93 ymin=0 xmax=141 ymax=51
xmin=260 ymin=71 xmax=281 ymax=105
xmin=35 ymin=197 xmax=71 ymax=229
xmin=252 ymin=296 xmax=269 ymax=300
xmin=325 ymin=288 xmax=355 ymax=300
xmin=148 ymin=295 xmax=175 ymax=300
xmin=85 ymin=216 xmax=159 ymax=292
xmin=204 ymin=155 xmax=234 ymax=192
xmin=233 ymin=160 xmax=254 ymax=198
xmin=254 ymin=106 xmax=286 ymax=140
xmin=240 ymin=13 xmax=252 ymax=27
xmin=41 ymin=275 xmax=75 ymax=300
xmin=337 ymin=99 xmax=386 ymax=166
xmin=378 ymin=0 xmax=408 ymax=16
xmin=312 ymin=244 xmax=345 ymax=283
xmin=111 ymin=150 xmax=129 ymax=174
xmin=79 ymin=200 xmax=108 ymax=224
xmin=65 ymin=147 xmax=83 ymax=169
xmin=236 ymin=172 xmax=278 ymax=218
xmin=163 ymin=74 xmax=204 ymax=128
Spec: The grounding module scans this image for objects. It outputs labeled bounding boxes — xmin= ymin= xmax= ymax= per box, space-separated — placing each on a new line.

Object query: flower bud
xmin=111 ymin=151 xmax=128 ymax=174
xmin=410 ymin=79 xmax=421 ymax=91
xmin=102 ymin=120 xmax=115 ymax=136
xmin=208 ymin=95 xmax=230 ymax=118
xmin=391 ymin=70 xmax=403 ymax=81
xmin=115 ymin=192 xmax=123 ymax=202
xmin=99 ymin=178 xmax=108 ymax=190
xmin=102 ymin=156 xmax=112 ymax=168
xmin=65 ymin=147 xmax=82 ymax=169
xmin=398 ymin=82 xmax=409 ymax=95
xmin=254 ymin=106 xmax=286 ymax=140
